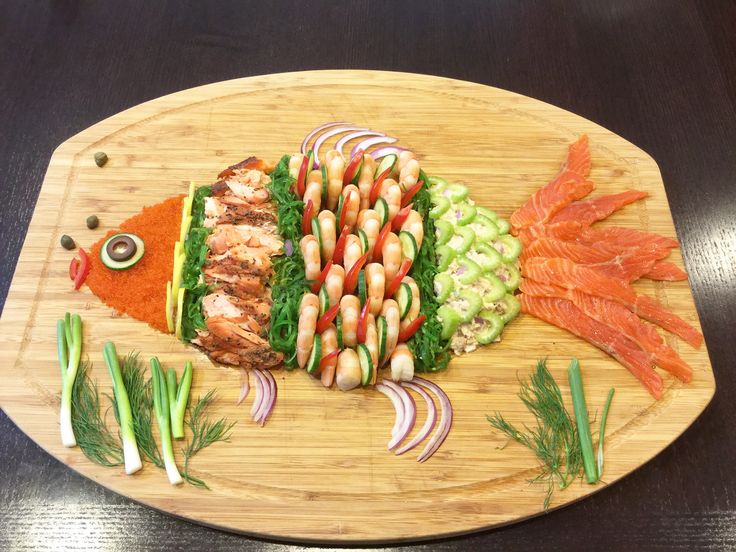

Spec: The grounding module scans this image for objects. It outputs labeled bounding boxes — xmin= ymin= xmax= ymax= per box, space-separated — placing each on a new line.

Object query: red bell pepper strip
xmin=302 ymin=199 xmax=314 ymax=236
xmin=401 ymin=180 xmax=424 ymax=208
xmin=296 ymin=154 xmax=309 ymax=198
xmin=384 ymin=258 xmax=413 ymax=298
xmin=69 ymin=258 xmax=79 ymax=281
xmin=356 ymin=300 xmax=370 ymax=343
xmin=318 ymin=349 xmax=339 ymax=373
xmin=316 ymin=303 xmax=340 ymax=334
xmin=398 ymin=315 xmax=426 ymax=342
xmin=343 ymin=148 xmax=364 ymax=186
xmin=372 ymin=223 xmax=392 ymax=263
xmin=392 ymin=203 xmax=413 ymax=231
xmin=369 ymin=167 xmax=392 ymax=206
xmin=73 ymin=248 xmax=91 ymax=290
xmin=332 ymin=226 xmax=350 ymax=265
xmin=337 ymin=190 xmax=354 ymax=230
xmin=310 ymin=260 xmax=333 ymax=294
xmin=344 ymin=252 xmax=369 ymax=294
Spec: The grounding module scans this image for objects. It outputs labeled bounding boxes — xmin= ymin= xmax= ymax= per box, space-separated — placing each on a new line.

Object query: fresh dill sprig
xmin=487 ymin=359 xmax=582 ymax=510
xmin=181 ymin=390 xmax=235 ymax=489
xmin=71 ymin=361 xmax=124 ymax=467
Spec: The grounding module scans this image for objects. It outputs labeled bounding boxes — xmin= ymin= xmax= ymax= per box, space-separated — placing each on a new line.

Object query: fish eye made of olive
xmin=101 ymin=233 xmax=145 ymax=270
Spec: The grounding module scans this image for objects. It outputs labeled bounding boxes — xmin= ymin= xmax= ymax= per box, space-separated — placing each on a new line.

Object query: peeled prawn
xmin=357 ymin=154 xmax=376 ymax=210
xmin=381 ymin=232 xmax=402 ymax=284
xmin=297 ymin=293 xmax=319 ymax=369
xmin=317 ymin=210 xmax=337 ymax=263
xmin=300 ymin=235 xmax=321 ymax=282
xmin=341 ymin=184 xmax=361 ymax=231
xmin=379 ymin=178 xmax=402 ymax=221
xmin=358 ymin=209 xmax=382 ymax=259
xmin=365 ymin=263 xmax=386 ymax=316
xmin=400 ymin=209 xmax=424 ymax=250
xmin=320 ymin=324 xmax=338 ymax=387
xmin=398 ymin=276 xmax=421 ymax=332
xmin=325 ymin=150 xmax=345 ymax=211
xmin=343 ymin=234 xmax=364 ymax=276
xmin=339 ymin=295 xmax=360 ymax=348
xmin=380 ymin=299 xmax=401 ymax=363
xmin=324 ymin=264 xmax=345 ymax=307
xmin=390 ymin=343 xmax=414 ymax=382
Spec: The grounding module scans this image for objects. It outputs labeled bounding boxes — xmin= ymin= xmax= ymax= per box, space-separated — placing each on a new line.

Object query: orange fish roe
xmin=87 ymin=195 xmax=185 ymax=333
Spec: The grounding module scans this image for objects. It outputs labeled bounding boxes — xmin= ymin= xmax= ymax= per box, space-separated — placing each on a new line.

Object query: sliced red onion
xmin=252 ymin=369 xmax=270 ymax=422
xmin=301 ymin=122 xmax=351 ymax=155
xmin=396 ymin=382 xmax=437 ymax=455
xmin=284 ymin=239 xmax=293 ymax=257
xmin=259 ymin=370 xmax=278 ymax=426
xmin=370 ymin=146 xmax=408 ymax=161
xmin=375 ymin=383 xmax=404 ymax=445
xmin=455 ymin=210 xmax=463 ymax=219
xmin=336 ymin=131 xmax=384 ymax=159
xmin=237 ymin=368 xmax=250 ymax=405
xmin=313 ymin=126 xmax=368 ymax=168
xmin=351 ymin=136 xmax=398 ymax=159
xmin=250 ymin=370 xmax=264 ymax=417
xmin=412 ymin=377 xmax=453 ymax=462
xmin=456 ymin=265 xmax=467 ymax=276
xmin=382 ymin=380 xmax=416 ymax=450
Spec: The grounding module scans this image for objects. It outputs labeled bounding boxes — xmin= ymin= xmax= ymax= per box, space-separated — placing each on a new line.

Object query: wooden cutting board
xmin=0 ymin=70 xmax=714 ymax=543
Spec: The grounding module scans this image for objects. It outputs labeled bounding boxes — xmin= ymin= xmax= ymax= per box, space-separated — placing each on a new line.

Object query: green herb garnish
xmin=597 ymin=387 xmax=615 ymax=477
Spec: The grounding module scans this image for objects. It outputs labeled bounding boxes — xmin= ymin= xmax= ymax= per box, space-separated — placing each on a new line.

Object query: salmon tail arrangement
xmin=513 ymin=134 xmax=702 ymax=398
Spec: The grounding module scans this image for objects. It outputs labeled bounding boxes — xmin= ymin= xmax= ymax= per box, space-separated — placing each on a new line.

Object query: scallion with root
xmin=58 ymin=313 xmax=83 ymax=447
xmin=150 ymin=357 xmax=183 ymax=485
xmin=167 ymin=361 xmax=193 ymax=440
xmin=103 ymin=342 xmax=143 ymax=475
xmin=567 ymin=358 xmax=597 ymax=484
xmin=597 ymin=387 xmax=615 ymax=477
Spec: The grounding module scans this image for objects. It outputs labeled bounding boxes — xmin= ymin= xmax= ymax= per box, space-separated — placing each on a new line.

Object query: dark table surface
xmin=2 ymin=1 xmax=735 ymax=550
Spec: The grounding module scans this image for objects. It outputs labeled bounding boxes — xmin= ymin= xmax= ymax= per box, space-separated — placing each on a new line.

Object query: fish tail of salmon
xmin=643 ymin=260 xmax=688 ymax=282
xmin=564 ymin=134 xmax=591 ymax=177
xmin=634 ymin=295 xmax=703 ymax=348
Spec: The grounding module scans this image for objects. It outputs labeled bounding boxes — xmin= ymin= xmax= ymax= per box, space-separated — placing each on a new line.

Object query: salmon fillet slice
xmin=642 ymin=260 xmax=688 ymax=282
xmin=520 ymin=294 xmax=664 ymax=399
xmin=517 ymin=220 xmax=583 ymax=247
xmin=575 ymin=226 xmax=679 ymax=252
xmin=562 ymin=134 xmax=592 ymax=177
xmin=549 ymin=190 xmax=649 ymax=226
xmin=520 ymin=280 xmax=693 ymax=382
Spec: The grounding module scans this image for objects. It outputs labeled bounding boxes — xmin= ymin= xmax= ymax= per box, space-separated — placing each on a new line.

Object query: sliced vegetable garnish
xmin=319 ymin=349 xmax=340 ymax=373
xmin=316 ymin=303 xmax=340 ymax=334
xmin=369 ymin=167 xmax=392 ymax=205
xmin=392 ymin=203 xmax=413 ymax=231
xmin=357 ymin=344 xmax=374 ymax=386
xmin=401 ymin=180 xmax=424 ymax=207
xmin=374 ymin=197 xmax=390 ymax=227
xmin=302 ymin=199 xmax=314 ymax=236
xmin=385 ymin=258 xmax=413 ymax=298
xmin=437 ymin=306 xmax=461 ymax=340
xmin=343 ymin=148 xmax=365 ymax=185
xmin=357 ymin=300 xmax=370 ymax=343
xmin=332 ymin=226 xmax=350 ymax=264
xmin=73 ymin=248 xmax=91 ymax=289
xmin=311 ymin=260 xmax=333 ymax=294
xmin=372 ymin=222 xmax=392 ymax=263
xmin=398 ymin=315 xmax=426 ymax=342
xmin=375 ymin=153 xmax=398 ymax=178
xmin=296 ymin=153 xmax=309 ymax=198
xmin=568 ymin=359 xmax=598 ymax=484
xmin=344 ymin=252 xmax=369 ymax=294
xmin=399 ymin=231 xmax=418 ymax=262
xmin=69 ymin=257 xmax=79 ymax=281
xmin=306 ymin=335 xmax=322 ymax=375
xmin=395 ymin=282 xmax=413 ymax=319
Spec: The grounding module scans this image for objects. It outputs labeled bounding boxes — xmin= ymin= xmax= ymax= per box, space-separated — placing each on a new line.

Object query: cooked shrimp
xmin=343 ymin=234 xmax=364 ymax=276
xmin=398 ymin=153 xmax=420 ymax=192
xmin=358 ymin=210 xmax=381 ymax=259
xmin=303 ymin=174 xmax=322 ymax=212
xmin=335 ymin=348 xmax=361 ymax=391
xmin=339 ymin=295 xmax=360 ymax=348
xmin=325 ymin=149 xmax=345 ymax=211
xmin=357 ymin=154 xmax=376 ymax=210
xmin=365 ymin=313 xmax=379 ymax=380
xmin=390 ymin=344 xmax=414 ymax=382
xmin=379 ymin=178 xmax=402 ymax=221
xmin=317 ymin=210 xmax=336 ymax=263
xmin=324 ymin=264 xmax=345 ymax=307
xmin=341 ymin=184 xmax=361 ymax=231
xmin=381 ymin=232 xmax=402 ymax=283
xmin=398 ymin=150 xmax=416 ymax=170
xmin=399 ymin=276 xmax=421 ymax=332
xmin=320 ymin=324 xmax=338 ymax=387
xmin=365 ymin=263 xmax=385 ymax=316
xmin=288 ymin=153 xmax=303 ymax=180
xmin=380 ymin=299 xmax=401 ymax=363
xmin=297 ymin=293 xmax=319 ymax=369
xmin=400 ymin=209 xmax=424 ymax=250
xmin=300 ymin=235 xmax=321 ymax=281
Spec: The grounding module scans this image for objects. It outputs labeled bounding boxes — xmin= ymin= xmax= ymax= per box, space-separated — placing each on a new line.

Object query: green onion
xmin=567 ymin=358 xmax=597 ymax=484
xmin=597 ymin=387 xmax=615 ymax=477
xmin=103 ymin=342 xmax=142 ymax=474
xmin=167 ymin=361 xmax=193 ymax=439
xmin=150 ymin=358 xmax=183 ymax=485
xmin=58 ymin=313 xmax=83 ymax=447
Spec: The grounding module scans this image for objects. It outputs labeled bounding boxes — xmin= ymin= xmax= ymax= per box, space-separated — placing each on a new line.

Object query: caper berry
xmin=86 ymin=215 xmax=99 ymax=229
xmin=61 ymin=235 xmax=75 ymax=250
xmin=94 ymin=152 xmax=108 ymax=167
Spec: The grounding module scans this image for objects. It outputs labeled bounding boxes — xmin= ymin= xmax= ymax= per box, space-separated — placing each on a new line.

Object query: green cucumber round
xmin=395 ymin=282 xmax=413 ymax=319
xmin=100 ymin=233 xmax=145 ymax=270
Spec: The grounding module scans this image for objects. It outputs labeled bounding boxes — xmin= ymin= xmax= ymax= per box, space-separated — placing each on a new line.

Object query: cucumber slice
xmin=479 ymin=273 xmax=507 ymax=303
xmin=434 ymin=273 xmax=454 ymax=303
xmin=434 ymin=220 xmax=454 ymax=245
xmin=318 ymin=284 xmax=330 ymax=316
xmin=476 ymin=206 xmax=498 ymax=221
xmin=456 ymin=256 xmax=482 ymax=285
xmin=336 ymin=314 xmax=343 ymax=348
xmin=474 ymin=243 xmax=503 ymax=271
xmin=476 ymin=310 xmax=504 ymax=345
xmin=335 ymin=194 xmax=345 ymax=227
xmin=448 ymin=226 xmax=475 ymax=255
xmin=305 ymin=334 xmax=322 ymax=374
xmin=498 ymin=293 xmax=521 ymax=324
xmin=356 ymin=228 xmax=369 ymax=254
xmin=398 ymin=231 xmax=418 ymax=262
xmin=437 ymin=306 xmax=461 ymax=340
xmin=494 ymin=235 xmax=523 ymax=262
xmin=321 ymin=164 xmax=328 ymax=204
xmin=471 ymin=215 xmax=499 ymax=242
xmin=496 ymin=218 xmax=511 ymax=235
xmin=428 ymin=176 xmax=448 ymax=194
xmin=374 ymin=197 xmax=389 ymax=226
xmin=496 ymin=263 xmax=521 ymax=291
xmin=429 ymin=196 xmax=450 ymax=219
xmin=436 ymin=244 xmax=456 ymax=272
xmin=377 ymin=315 xmax=388 ymax=364
xmin=357 ymin=343 xmax=374 ymax=386
xmin=358 ymin=270 xmax=367 ymax=306
xmin=395 ymin=282 xmax=413 ymax=319
xmin=447 ymin=183 xmax=469 ymax=203
xmin=306 ymin=150 xmax=315 ymax=176
xmin=375 ymin=154 xmax=398 ymax=177
xmin=311 ymin=217 xmax=322 ymax=249
xmin=100 ymin=233 xmax=146 ymax=270
xmin=457 ymin=289 xmax=483 ymax=323
xmin=454 ymin=203 xmax=477 ymax=226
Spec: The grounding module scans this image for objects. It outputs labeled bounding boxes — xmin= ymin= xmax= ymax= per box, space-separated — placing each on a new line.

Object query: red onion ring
xmin=252 ymin=369 xmax=270 ymax=422
xmin=301 ymin=122 xmax=351 ymax=155
xmin=351 ymin=136 xmax=398 ymax=159
xmin=259 ymin=370 xmax=278 ymax=426
xmin=335 ymin=131 xmax=384 ymax=159
xmin=237 ymin=368 xmax=250 ymax=406
xmin=370 ymin=146 xmax=408 ymax=161
xmin=375 ymin=383 xmax=404 ymax=446
xmin=412 ymin=377 xmax=453 ymax=462
xmin=381 ymin=380 xmax=416 ymax=450
xmin=250 ymin=370 xmax=264 ymax=417
xmin=313 ymin=126 xmax=368 ymax=168
xmin=396 ymin=382 xmax=437 ymax=455
xmin=284 ymin=239 xmax=293 ymax=257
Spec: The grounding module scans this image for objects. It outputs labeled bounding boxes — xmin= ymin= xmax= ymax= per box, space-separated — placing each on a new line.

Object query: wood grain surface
xmin=0 ymin=70 xmax=714 ymax=543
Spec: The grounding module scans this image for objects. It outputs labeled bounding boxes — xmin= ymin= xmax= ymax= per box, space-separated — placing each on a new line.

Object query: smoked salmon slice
xmin=574 ymin=226 xmax=679 ymax=253
xmin=520 ymin=280 xmax=693 ymax=382
xmin=634 ymin=295 xmax=703 ymax=349
xmin=520 ymin=294 xmax=664 ymax=399
xmin=562 ymin=134 xmax=592 ymax=177
xmin=643 ymin=260 xmax=688 ymax=282
xmin=549 ymin=190 xmax=649 ymax=226
xmin=517 ymin=220 xmax=582 ymax=247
